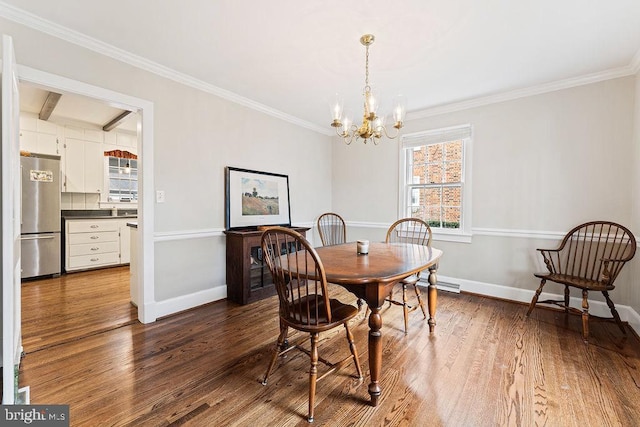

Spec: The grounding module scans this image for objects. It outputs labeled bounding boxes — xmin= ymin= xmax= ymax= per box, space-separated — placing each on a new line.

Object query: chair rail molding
xmin=154 ymin=221 xmax=316 ymax=242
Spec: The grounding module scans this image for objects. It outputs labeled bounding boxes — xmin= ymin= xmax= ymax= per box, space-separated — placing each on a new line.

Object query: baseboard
xmin=434 ymin=275 xmax=640 ymax=336
xmin=151 ymin=275 xmax=640 ymax=337
xmin=153 ymin=285 xmax=227 ymax=319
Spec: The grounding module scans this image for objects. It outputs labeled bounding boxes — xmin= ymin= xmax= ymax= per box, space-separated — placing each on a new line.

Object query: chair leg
xmin=603 ymin=291 xmax=626 ymax=335
xmin=344 ymin=323 xmax=363 ymax=379
xmin=564 ymin=286 xmax=570 ymax=313
xmin=262 ymin=324 xmax=288 ymax=385
xmin=581 ymin=289 xmax=589 ymax=343
xmin=402 ymin=284 xmax=409 ymax=334
xmin=308 ymin=333 xmax=319 ymax=423
xmin=526 ymin=278 xmax=546 ymax=316
xmin=413 ymin=284 xmax=427 ymax=319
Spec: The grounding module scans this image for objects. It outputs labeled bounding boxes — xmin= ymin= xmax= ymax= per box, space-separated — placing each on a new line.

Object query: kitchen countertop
xmin=61 ymin=209 xmax=137 ymax=219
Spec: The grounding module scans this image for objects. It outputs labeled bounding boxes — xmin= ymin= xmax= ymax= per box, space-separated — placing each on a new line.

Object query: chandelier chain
xmin=365 ymin=43 xmax=370 ymax=90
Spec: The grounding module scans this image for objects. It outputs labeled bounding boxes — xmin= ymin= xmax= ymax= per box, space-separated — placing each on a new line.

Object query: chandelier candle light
xmin=330 ymin=34 xmax=406 ymax=145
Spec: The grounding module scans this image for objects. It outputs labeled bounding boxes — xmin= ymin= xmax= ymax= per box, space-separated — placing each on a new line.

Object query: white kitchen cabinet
xmin=119 ymin=219 xmax=131 ymax=264
xmin=37 ymin=119 xmax=58 ymax=135
xmin=65 ymin=217 xmax=135 ymax=272
xmin=19 ymin=130 xmax=59 ymax=155
xmin=63 ymin=138 xmax=84 ymax=192
xmin=84 ymin=141 xmax=104 ymax=193
xmin=63 ymin=138 xmax=104 ymax=194
xmin=19 ymin=130 xmax=38 ymax=152
xmin=37 ymin=133 xmax=59 ymax=155
xmin=65 ymin=219 xmax=120 ymax=271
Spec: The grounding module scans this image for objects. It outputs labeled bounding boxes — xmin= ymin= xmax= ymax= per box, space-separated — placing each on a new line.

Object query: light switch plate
xmin=156 ymin=190 xmax=165 ymax=203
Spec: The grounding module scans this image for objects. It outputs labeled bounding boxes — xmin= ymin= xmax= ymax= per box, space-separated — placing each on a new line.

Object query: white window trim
xmin=398 ymin=124 xmax=473 ymax=243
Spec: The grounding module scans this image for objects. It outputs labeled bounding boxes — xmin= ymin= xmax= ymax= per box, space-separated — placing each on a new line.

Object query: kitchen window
xmin=106 ymin=156 xmax=138 ymax=202
xmin=400 ymin=124 xmax=472 ymax=242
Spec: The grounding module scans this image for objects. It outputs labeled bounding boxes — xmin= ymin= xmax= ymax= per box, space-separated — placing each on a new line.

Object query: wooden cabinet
xmin=224 ymin=227 xmax=310 ymax=305
xmin=65 ymin=217 xmax=135 ymax=272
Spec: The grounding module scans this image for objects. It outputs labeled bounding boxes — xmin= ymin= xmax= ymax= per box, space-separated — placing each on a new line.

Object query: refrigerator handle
xmin=21 ymin=235 xmax=57 ymax=240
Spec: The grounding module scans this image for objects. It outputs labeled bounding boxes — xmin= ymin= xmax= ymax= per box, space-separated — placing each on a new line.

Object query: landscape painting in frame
xmin=225 ymin=167 xmax=291 ymax=230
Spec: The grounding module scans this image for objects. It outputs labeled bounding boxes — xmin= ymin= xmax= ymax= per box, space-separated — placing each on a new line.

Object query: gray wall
xmin=2 ymin=18 xmax=638 ymax=328
xmin=1 ymin=19 xmax=333 ymax=315
xmin=333 ymin=76 xmax=640 ymax=328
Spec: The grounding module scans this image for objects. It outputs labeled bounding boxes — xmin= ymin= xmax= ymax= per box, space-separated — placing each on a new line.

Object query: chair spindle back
xmin=386 ymin=218 xmax=433 ymax=246
xmin=317 ymin=212 xmax=347 ymax=246
xmin=541 ymin=221 xmax=636 ymax=285
xmin=261 ymin=227 xmax=332 ymax=327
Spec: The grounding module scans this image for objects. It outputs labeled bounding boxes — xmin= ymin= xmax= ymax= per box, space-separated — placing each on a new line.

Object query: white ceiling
xmin=3 ymin=0 xmax=640 ymax=133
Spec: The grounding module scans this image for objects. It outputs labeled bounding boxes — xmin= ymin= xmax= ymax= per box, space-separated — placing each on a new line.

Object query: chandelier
xmin=330 ymin=34 xmax=406 ymax=145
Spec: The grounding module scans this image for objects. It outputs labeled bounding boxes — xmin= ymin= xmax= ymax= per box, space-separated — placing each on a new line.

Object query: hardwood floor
xmin=17 ymin=268 xmax=640 ymax=426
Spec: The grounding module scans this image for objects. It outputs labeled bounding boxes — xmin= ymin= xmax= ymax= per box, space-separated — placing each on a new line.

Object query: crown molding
xmin=1 ymin=1 xmax=636 ymax=134
xmin=0 ymin=2 xmax=330 ymax=136
xmin=408 ymin=64 xmax=638 ymax=120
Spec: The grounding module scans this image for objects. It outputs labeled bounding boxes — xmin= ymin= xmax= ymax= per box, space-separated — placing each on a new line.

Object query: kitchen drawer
xmin=68 ymin=241 xmax=119 ymax=257
xmin=67 ymin=252 xmax=120 ymax=270
xmin=67 ymin=231 xmax=118 ymax=245
xmin=67 ymin=220 xmax=119 ymax=233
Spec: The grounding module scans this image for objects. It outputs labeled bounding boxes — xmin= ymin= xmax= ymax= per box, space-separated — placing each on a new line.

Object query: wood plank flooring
xmin=16 ymin=268 xmax=640 ymax=426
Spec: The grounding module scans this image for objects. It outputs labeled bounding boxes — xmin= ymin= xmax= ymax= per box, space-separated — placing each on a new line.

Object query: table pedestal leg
xmin=427 ymin=265 xmax=438 ymax=333
xmin=367 ymin=306 xmax=382 ymax=406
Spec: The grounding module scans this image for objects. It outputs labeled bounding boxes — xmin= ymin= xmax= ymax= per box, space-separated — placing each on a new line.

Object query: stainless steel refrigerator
xmin=20 ymin=153 xmax=61 ymax=279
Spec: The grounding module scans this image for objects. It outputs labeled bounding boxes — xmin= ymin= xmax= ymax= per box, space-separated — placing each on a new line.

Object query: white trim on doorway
xmin=16 ymin=64 xmax=157 ymax=323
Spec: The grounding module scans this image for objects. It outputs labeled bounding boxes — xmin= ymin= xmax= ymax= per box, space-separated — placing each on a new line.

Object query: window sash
xmin=406 ymin=182 xmax=463 ymax=229
xmin=401 ymin=124 xmax=471 ymax=232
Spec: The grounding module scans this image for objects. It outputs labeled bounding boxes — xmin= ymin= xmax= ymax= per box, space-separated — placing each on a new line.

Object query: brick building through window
xmin=401 ymin=125 xmax=471 ymax=233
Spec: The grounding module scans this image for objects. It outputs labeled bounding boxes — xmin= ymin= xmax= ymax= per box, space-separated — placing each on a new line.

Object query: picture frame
xmin=225 ymin=166 xmax=291 ymax=230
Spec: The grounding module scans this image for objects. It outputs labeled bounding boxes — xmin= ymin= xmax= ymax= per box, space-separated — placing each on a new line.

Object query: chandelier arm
xmin=380 ymin=125 xmax=401 ymax=140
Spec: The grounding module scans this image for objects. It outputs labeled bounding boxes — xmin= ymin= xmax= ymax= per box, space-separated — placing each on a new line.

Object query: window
xmin=106 ymin=156 xmax=138 ymax=202
xmin=400 ymin=125 xmax=472 ymax=241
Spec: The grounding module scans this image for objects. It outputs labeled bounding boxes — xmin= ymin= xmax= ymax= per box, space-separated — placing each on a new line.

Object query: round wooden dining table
xmin=314 ymin=241 xmax=443 ymax=406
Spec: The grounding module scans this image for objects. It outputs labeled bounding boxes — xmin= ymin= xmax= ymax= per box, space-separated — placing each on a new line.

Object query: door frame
xmin=17 ymin=65 xmax=156 ymax=324
xmin=2 ymin=34 xmax=21 ymax=404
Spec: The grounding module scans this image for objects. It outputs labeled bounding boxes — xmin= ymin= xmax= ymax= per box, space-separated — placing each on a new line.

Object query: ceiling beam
xmin=38 ymin=91 xmax=62 ymax=121
xmin=103 ymin=110 xmax=133 ymax=132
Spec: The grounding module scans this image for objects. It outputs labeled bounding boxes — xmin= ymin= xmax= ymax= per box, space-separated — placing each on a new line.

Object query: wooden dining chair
xmin=385 ymin=218 xmax=433 ymax=334
xmin=260 ymin=227 xmax=363 ymax=423
xmin=526 ymin=221 xmax=636 ymax=342
xmin=317 ymin=212 xmax=347 ymax=246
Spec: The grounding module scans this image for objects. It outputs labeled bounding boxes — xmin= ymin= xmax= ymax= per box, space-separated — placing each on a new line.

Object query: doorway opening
xmin=17 ymin=65 xmax=155 ymax=325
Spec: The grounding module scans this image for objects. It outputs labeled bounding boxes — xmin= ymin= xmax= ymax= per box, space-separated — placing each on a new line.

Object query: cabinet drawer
xmin=68 ymin=241 xmax=119 ymax=256
xmin=67 ymin=231 xmax=119 ymax=245
xmin=68 ymin=220 xmax=119 ymax=233
xmin=67 ymin=252 xmax=120 ymax=270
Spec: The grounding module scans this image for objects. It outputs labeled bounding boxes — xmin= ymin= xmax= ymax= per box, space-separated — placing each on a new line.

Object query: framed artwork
xmin=225 ymin=166 xmax=291 ymax=230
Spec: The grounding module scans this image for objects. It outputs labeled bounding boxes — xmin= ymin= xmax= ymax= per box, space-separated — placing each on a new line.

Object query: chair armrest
xmin=598 ymin=257 xmax=628 ymax=284
xmin=536 ymin=248 xmax=560 ymax=253
xmin=536 ymin=248 xmax=558 ymax=274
